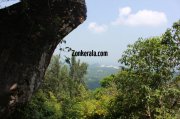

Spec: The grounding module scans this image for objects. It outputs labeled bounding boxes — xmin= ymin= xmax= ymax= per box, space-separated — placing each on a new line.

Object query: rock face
xmin=0 ymin=0 xmax=87 ymax=117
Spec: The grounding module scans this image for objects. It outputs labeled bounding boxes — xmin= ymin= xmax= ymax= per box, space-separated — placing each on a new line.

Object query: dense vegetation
xmin=11 ymin=20 xmax=180 ymax=119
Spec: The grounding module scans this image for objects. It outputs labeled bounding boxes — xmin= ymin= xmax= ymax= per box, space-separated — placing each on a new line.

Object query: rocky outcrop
xmin=0 ymin=0 xmax=87 ymax=117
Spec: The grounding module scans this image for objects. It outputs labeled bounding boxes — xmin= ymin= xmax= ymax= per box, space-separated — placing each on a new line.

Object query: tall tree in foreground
xmin=108 ymin=20 xmax=180 ymax=119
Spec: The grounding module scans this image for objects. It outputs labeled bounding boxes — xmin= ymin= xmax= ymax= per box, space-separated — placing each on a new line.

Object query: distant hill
xmin=85 ymin=64 xmax=119 ymax=90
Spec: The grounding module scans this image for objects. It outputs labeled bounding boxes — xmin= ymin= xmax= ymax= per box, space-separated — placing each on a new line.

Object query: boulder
xmin=0 ymin=0 xmax=87 ymax=117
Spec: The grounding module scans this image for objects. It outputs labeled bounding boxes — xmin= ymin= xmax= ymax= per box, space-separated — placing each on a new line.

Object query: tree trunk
xmin=0 ymin=0 xmax=87 ymax=117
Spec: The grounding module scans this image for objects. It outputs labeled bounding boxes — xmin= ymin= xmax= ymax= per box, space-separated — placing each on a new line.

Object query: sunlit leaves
xmin=109 ymin=20 xmax=180 ymax=118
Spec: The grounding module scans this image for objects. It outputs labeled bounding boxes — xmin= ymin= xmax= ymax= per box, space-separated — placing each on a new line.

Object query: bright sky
xmin=58 ymin=0 xmax=180 ymax=65
xmin=1 ymin=0 xmax=180 ymax=66
xmin=0 ymin=0 xmax=19 ymax=8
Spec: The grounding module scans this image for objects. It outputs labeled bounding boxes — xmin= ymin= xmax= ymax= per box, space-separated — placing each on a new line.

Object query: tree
xmin=68 ymin=56 xmax=88 ymax=97
xmin=11 ymin=55 xmax=89 ymax=119
xmin=108 ymin=20 xmax=180 ymax=119
xmin=100 ymin=75 xmax=115 ymax=88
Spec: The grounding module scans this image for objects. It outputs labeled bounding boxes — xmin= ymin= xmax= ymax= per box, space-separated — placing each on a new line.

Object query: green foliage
xmin=11 ymin=20 xmax=180 ymax=119
xmin=68 ymin=85 xmax=117 ymax=119
xmin=100 ymin=75 xmax=115 ymax=88
xmin=11 ymin=55 xmax=89 ymax=119
xmin=12 ymin=90 xmax=62 ymax=119
xmin=108 ymin=20 xmax=180 ymax=119
xmin=120 ymin=37 xmax=176 ymax=88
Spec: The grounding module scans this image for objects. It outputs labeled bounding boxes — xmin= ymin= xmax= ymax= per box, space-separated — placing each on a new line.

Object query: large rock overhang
xmin=0 ymin=0 xmax=87 ymax=117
